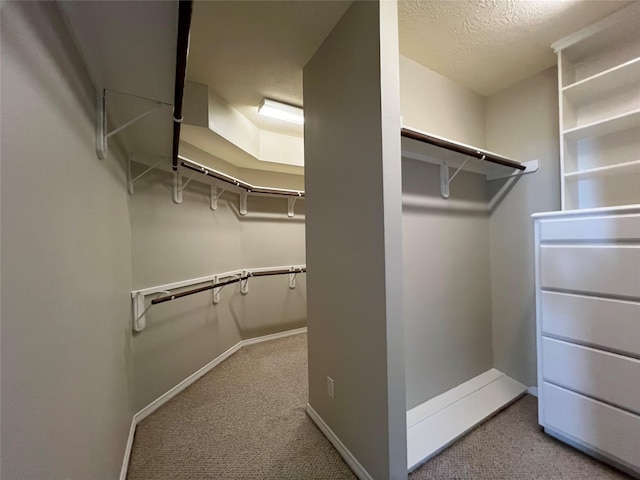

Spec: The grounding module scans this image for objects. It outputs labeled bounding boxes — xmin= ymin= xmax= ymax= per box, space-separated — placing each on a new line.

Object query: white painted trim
xmin=305 ymin=404 xmax=374 ymax=480
xmin=406 ymin=369 xmax=526 ymax=472
xmin=527 ymin=386 xmax=539 ymax=397
xmin=119 ymin=417 xmax=137 ymax=480
xmin=240 ymin=326 xmax=308 ymax=347
xmin=531 ymin=204 xmax=640 ymax=219
xmin=119 ymin=327 xmax=307 ymax=479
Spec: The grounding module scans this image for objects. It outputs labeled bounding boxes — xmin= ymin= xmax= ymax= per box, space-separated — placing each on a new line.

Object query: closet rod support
xmin=128 ymin=155 xmax=165 ymax=195
xmin=211 ymin=185 xmax=227 ymax=211
xmin=212 ymin=276 xmax=223 ymax=304
xmin=239 ymin=191 xmax=248 ymax=216
xmin=96 ymin=89 xmax=167 ymax=160
xmin=440 ymin=156 xmax=475 ymax=198
xmin=287 ymin=197 xmax=298 ymax=218
xmin=133 ymin=290 xmax=170 ymax=332
xmin=172 ymin=170 xmax=197 ymax=204
xmin=105 ymin=103 xmax=163 ymax=139
xmin=173 ymin=170 xmax=183 ymax=204
xmin=440 ymin=164 xmax=450 ymax=198
xmin=240 ymin=270 xmax=250 ymax=294
xmin=96 ymin=90 xmax=106 ymax=160
xmin=289 ymin=269 xmax=299 ymax=289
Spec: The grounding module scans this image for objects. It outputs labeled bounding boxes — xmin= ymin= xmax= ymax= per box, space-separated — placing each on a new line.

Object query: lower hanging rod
xmin=401 ymin=127 xmax=526 ymax=171
xmin=151 ymin=267 xmax=306 ymax=306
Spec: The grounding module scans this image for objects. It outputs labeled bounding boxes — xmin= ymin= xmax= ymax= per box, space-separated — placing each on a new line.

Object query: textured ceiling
xmin=184 ymin=0 xmax=634 ymax=159
xmin=398 ymin=0 xmax=633 ymax=96
xmin=187 ymin=1 xmax=351 ymax=138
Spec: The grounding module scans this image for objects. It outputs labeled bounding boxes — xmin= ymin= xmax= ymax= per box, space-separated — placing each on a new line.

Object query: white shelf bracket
xmin=180 ymin=171 xmax=196 ymax=192
xmin=239 ymin=191 xmax=248 ymax=216
xmin=289 ymin=268 xmax=298 ymax=289
xmin=210 ymin=186 xmax=227 ymax=211
xmin=132 ymin=290 xmax=170 ymax=332
xmin=96 ymin=89 xmax=107 ymax=160
xmin=440 ymin=163 xmax=450 ymax=199
xmin=440 ymin=157 xmax=472 ymax=198
xmin=173 ymin=169 xmax=196 ymax=204
xmin=96 ymin=89 xmax=164 ymax=160
xmin=128 ymin=155 xmax=165 ymax=195
xmin=241 ymin=270 xmax=250 ymax=294
xmin=287 ymin=197 xmax=298 ymax=218
xmin=173 ymin=171 xmax=183 ymax=204
xmin=212 ymin=276 xmax=223 ymax=304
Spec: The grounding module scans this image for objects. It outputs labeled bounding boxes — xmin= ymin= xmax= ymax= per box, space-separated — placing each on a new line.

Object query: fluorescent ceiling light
xmin=258 ymin=98 xmax=304 ymax=125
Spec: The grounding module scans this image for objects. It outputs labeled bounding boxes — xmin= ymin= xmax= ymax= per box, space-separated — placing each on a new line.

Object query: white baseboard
xmin=527 ymin=386 xmax=539 ymax=397
xmin=407 ymin=368 xmax=527 ymax=472
xmin=305 ymin=404 xmax=373 ymax=480
xmin=119 ymin=416 xmax=137 ymax=480
xmin=119 ymin=326 xmax=307 ymax=480
xmin=241 ymin=326 xmax=308 ymax=348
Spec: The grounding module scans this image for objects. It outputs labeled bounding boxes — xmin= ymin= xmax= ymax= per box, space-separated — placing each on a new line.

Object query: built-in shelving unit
xmin=553 ymin=3 xmax=640 ymax=210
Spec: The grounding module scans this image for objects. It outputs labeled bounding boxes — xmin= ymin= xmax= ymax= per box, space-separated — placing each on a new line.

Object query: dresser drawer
xmin=542 ymin=337 xmax=640 ymax=414
xmin=541 ymin=291 xmax=640 ymax=357
xmin=539 ymin=214 xmax=640 ymax=242
xmin=542 ymin=382 xmax=640 ymax=473
xmin=540 ymin=245 xmax=640 ymax=298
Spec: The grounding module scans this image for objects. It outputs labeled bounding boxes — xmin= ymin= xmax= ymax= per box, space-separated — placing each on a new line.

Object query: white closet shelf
xmin=562 ymin=57 xmax=640 ymax=104
xmin=400 ymin=126 xmax=538 ymax=198
xmin=564 ymin=160 xmax=640 ymax=180
xmin=563 ymin=108 xmax=640 ymax=141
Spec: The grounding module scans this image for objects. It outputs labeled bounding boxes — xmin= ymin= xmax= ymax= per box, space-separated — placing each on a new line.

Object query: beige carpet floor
xmin=127 ymin=333 xmax=632 ymax=479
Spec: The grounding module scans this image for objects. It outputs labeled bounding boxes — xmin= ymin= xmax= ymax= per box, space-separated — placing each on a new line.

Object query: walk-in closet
xmin=1 ymin=1 xmax=638 ymax=479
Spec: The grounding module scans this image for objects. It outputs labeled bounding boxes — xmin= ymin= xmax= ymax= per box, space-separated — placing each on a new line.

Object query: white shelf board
xmin=563 ymin=108 xmax=640 ymax=141
xmin=407 ymin=368 xmax=526 ymax=472
xmin=401 ymin=135 xmax=510 ymax=176
xmin=563 ymin=57 xmax=640 ymax=104
xmin=564 ymin=160 xmax=640 ymax=180
xmin=59 ymin=2 xmax=178 ymax=159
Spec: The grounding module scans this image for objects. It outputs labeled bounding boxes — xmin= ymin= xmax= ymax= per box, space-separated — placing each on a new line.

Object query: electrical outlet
xmin=327 ymin=376 xmax=335 ymax=399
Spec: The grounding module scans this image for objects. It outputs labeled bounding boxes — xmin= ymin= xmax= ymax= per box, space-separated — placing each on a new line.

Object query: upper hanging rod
xmin=401 ymin=127 xmax=526 ymax=171
xmin=151 ymin=267 xmax=306 ymax=306
xmin=172 ymin=0 xmax=193 ymax=172
xmin=179 ymin=156 xmax=305 ymax=198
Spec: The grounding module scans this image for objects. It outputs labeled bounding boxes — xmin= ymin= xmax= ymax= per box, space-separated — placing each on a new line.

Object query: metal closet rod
xmin=401 ymin=127 xmax=526 ymax=171
xmin=172 ymin=0 xmax=193 ymax=172
xmin=179 ymin=158 xmax=305 ymax=197
xmin=151 ymin=267 xmax=307 ymax=306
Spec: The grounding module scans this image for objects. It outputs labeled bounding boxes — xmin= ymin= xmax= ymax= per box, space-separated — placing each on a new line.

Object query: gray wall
xmin=129 ymin=166 xmax=306 ymax=411
xmin=486 ymin=67 xmax=561 ymax=388
xmin=304 ymin=2 xmax=407 ymax=478
xmin=400 ymin=55 xmax=486 ymax=147
xmin=1 ymin=2 xmax=134 ymax=478
xmin=399 ymin=57 xmax=493 ymax=409
xmin=402 ymin=162 xmax=493 ymax=408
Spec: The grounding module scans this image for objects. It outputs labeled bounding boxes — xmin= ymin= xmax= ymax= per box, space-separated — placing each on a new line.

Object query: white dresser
xmin=533 ymin=206 xmax=640 ymax=476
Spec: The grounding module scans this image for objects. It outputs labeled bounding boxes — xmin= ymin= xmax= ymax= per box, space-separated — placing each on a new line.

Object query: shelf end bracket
xmin=486 ymin=159 xmax=539 ymax=181
xmin=96 ymin=89 xmax=107 ymax=160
